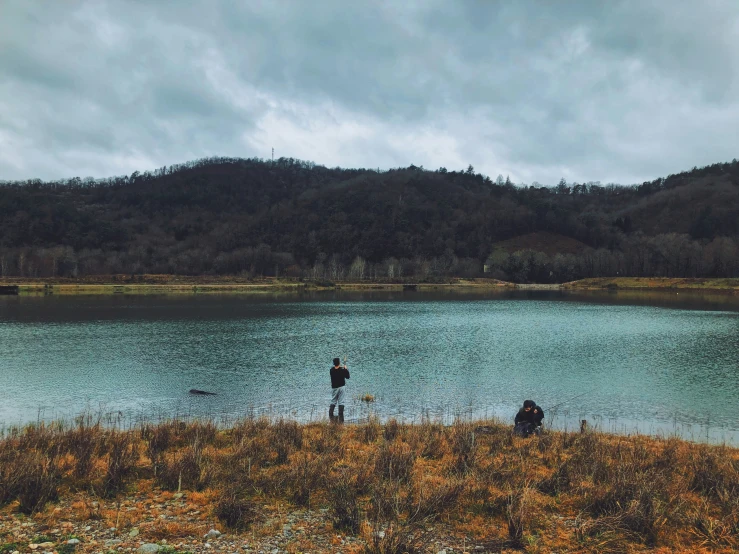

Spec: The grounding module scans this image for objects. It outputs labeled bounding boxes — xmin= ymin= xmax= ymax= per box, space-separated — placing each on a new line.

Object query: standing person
xmin=514 ymin=399 xmax=544 ymax=437
xmin=329 ymin=357 xmax=350 ymax=423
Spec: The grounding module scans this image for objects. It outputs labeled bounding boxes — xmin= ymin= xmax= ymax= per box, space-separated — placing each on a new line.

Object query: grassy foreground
xmin=1 ymin=419 xmax=737 ymax=553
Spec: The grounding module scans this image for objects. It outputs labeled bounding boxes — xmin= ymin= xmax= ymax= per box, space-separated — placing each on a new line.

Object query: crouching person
xmin=513 ymin=399 xmax=544 ymax=437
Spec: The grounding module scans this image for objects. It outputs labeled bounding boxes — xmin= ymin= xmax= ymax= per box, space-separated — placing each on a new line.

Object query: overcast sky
xmin=1 ymin=1 xmax=738 ymax=185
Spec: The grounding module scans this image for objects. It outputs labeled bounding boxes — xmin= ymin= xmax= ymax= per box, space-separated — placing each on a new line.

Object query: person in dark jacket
xmin=329 ymin=357 xmax=350 ymax=423
xmin=514 ymin=399 xmax=544 ymax=437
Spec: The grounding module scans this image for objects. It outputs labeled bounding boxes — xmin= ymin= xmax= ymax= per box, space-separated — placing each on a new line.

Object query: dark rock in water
xmin=189 ymin=389 xmax=216 ymax=396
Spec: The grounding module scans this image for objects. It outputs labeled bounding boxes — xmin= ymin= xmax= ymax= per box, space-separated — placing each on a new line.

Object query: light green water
xmin=1 ymin=290 xmax=737 ymax=442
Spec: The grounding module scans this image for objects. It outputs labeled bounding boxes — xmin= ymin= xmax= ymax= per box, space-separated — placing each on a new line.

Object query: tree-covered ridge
xmin=1 ymin=156 xmax=738 ymax=282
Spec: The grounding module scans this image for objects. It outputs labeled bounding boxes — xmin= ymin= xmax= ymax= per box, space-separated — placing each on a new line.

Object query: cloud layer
xmin=1 ymin=0 xmax=738 ymax=184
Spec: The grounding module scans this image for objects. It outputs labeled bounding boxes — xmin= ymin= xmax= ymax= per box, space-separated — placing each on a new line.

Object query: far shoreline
xmin=0 ymin=275 xmax=737 ymax=295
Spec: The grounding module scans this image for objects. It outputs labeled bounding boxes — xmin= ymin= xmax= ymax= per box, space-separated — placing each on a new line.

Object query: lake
xmin=1 ymin=290 xmax=738 ymax=443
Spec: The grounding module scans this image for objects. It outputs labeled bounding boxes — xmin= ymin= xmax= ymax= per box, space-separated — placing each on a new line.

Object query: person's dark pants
xmin=329 ymin=404 xmax=345 ymax=423
xmin=513 ymin=422 xmax=540 ymax=437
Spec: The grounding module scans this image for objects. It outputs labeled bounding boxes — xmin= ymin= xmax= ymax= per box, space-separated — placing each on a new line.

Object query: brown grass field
xmin=562 ymin=277 xmax=739 ymax=292
xmin=0 ymin=418 xmax=737 ymax=553
xmin=2 ymin=275 xmax=738 ymax=295
xmin=0 ymin=275 xmax=513 ymax=295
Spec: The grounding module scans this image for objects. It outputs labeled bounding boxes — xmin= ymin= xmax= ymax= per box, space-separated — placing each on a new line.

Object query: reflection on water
xmin=1 ymin=290 xmax=737 ymax=443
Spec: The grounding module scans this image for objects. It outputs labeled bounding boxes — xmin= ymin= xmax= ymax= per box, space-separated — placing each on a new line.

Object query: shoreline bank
xmin=561 ymin=276 xmax=739 ymax=293
xmin=0 ymin=277 xmax=513 ymax=296
xmin=1 ymin=276 xmax=737 ymax=295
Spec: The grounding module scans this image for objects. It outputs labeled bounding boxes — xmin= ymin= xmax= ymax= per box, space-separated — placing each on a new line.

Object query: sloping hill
xmin=490 ymin=232 xmax=590 ymax=256
xmin=0 ymin=156 xmax=738 ymax=281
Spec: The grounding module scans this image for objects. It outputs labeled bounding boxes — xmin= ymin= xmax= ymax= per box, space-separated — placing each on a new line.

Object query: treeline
xmin=0 ymin=245 xmax=482 ymax=281
xmin=1 ymin=156 xmax=738 ymax=282
xmin=1 ymin=234 xmax=736 ymax=283
xmin=484 ymin=234 xmax=739 ymax=283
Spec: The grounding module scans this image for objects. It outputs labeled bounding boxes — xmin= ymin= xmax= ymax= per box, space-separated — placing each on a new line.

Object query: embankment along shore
xmin=1 ymin=275 xmax=737 ymax=295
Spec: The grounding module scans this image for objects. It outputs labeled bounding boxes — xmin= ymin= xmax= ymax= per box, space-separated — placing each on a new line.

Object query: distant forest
xmin=1 ymin=157 xmax=738 ymax=283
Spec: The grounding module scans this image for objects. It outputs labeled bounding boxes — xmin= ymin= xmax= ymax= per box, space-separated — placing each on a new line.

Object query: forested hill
xmin=1 ymin=157 xmax=738 ymax=282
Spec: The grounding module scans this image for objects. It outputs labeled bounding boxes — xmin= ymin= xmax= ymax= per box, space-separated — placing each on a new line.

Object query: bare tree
xmin=349 ymin=256 xmax=367 ymax=280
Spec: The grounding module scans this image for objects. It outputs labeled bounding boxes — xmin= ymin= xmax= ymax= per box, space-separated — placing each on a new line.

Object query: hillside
xmin=1 ymin=157 xmax=738 ymax=282
xmin=490 ymin=232 xmax=590 ymax=256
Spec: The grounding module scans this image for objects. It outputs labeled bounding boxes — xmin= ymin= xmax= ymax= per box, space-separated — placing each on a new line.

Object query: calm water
xmin=1 ymin=290 xmax=738 ymax=443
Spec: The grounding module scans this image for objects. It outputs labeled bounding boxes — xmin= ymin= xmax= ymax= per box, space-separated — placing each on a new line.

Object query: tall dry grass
xmin=0 ymin=417 xmax=737 ymax=552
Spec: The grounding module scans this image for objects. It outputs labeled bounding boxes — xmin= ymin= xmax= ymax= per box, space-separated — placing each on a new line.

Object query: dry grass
xmin=212 ymin=490 xmax=261 ymax=531
xmin=2 ymin=274 xmax=512 ymax=296
xmin=564 ymin=276 xmax=739 ymax=291
xmin=1 ymin=417 xmax=737 ymax=552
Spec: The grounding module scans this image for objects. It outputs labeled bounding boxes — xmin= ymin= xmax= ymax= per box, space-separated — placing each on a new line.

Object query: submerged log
xmin=189 ymin=389 xmax=216 ymax=396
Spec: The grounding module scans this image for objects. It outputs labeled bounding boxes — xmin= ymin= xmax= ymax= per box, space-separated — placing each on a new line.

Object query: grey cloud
xmin=1 ymin=0 xmax=738 ymax=184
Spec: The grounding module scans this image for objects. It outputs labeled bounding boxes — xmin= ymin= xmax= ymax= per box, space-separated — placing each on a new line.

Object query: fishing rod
xmin=544 ymin=389 xmax=594 ymax=413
